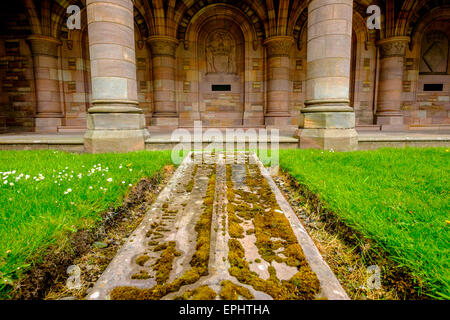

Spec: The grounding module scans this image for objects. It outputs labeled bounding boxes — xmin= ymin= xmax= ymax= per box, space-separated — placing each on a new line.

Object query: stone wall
xmin=0 ymin=39 xmax=35 ymax=132
xmin=403 ymin=19 xmax=450 ymax=127
xmin=0 ymin=0 xmax=449 ymax=134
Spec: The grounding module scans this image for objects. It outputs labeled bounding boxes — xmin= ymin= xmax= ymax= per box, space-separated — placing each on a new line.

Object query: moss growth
xmin=111 ymin=165 xmax=217 ymax=300
xmin=224 ymin=159 xmax=320 ymax=300
xmin=175 ymin=285 xmax=217 ymax=300
xmin=220 ymin=280 xmax=254 ymax=300
xmin=153 ymin=241 xmax=178 ymax=285
xmin=136 ymin=255 xmax=150 ymax=266
xmin=228 ymin=220 xmax=245 ymax=238
xmin=185 ymin=164 xmax=198 ymax=193
xmin=153 ymin=243 xmax=168 ymax=252
xmin=148 ymin=241 xmax=159 ymax=246
xmin=131 ymin=270 xmax=152 ymax=280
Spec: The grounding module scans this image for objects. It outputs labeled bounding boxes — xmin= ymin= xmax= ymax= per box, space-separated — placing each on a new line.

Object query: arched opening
xmin=415 ymin=18 xmax=450 ymax=126
xmin=197 ymin=19 xmax=245 ymax=127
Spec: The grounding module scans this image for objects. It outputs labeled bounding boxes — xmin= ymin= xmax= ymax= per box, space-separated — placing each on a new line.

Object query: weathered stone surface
xmin=1 ymin=0 xmax=448 ymax=139
xmin=84 ymin=0 xmax=147 ymax=153
xmin=87 ymin=152 xmax=348 ymax=300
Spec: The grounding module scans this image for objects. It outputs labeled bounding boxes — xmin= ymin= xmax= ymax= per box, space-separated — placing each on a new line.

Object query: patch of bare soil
xmin=273 ymin=170 xmax=428 ymax=300
xmin=11 ymin=165 xmax=175 ymax=300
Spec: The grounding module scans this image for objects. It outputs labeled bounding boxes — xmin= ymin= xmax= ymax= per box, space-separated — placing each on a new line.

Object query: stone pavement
xmin=87 ymin=152 xmax=348 ymax=300
xmin=0 ymin=131 xmax=448 ymax=151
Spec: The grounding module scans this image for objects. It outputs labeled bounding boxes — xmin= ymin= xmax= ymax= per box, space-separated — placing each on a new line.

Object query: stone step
xmin=87 ymin=152 xmax=348 ymax=300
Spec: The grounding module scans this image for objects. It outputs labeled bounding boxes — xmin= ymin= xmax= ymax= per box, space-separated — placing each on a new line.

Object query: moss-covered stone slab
xmin=87 ymin=152 xmax=348 ymax=300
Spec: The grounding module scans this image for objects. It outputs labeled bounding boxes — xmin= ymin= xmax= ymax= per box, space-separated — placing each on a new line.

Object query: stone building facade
xmin=0 ymin=0 xmax=449 ymax=152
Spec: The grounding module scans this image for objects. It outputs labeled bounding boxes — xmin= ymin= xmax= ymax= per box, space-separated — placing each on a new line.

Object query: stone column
xmin=264 ymin=36 xmax=294 ymax=127
xmin=147 ymin=36 xmax=179 ymax=127
xmin=28 ymin=35 xmax=63 ymax=132
xmin=300 ymin=0 xmax=357 ymax=151
xmin=375 ymin=36 xmax=409 ymax=130
xmin=84 ymin=0 xmax=147 ymax=153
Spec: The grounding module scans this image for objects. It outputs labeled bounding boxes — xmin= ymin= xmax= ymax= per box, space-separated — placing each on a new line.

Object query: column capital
xmin=27 ymin=35 xmax=62 ymax=57
xmin=377 ymin=36 xmax=410 ymax=58
xmin=146 ymin=36 xmax=179 ymax=57
xmin=264 ymin=36 xmax=294 ymax=57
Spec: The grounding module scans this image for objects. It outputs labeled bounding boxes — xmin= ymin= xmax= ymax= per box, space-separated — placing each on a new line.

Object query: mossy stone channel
xmin=87 ymin=152 xmax=347 ymax=300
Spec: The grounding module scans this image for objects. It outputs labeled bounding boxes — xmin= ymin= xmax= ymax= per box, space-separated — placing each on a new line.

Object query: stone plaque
xmin=293 ymin=81 xmax=302 ymax=92
xmin=68 ymin=58 xmax=77 ymax=70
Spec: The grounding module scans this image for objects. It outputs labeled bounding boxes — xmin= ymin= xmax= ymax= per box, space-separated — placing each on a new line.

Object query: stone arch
xmin=52 ymin=0 xmax=86 ymax=39
xmin=399 ymin=0 xmax=450 ymax=38
xmin=408 ymin=7 xmax=450 ymax=126
xmin=351 ymin=10 xmax=378 ymax=125
xmin=176 ymin=1 xmax=266 ymax=44
xmin=180 ymin=3 xmax=263 ymax=127
xmin=409 ymin=7 xmax=450 ymax=51
xmin=184 ymin=4 xmax=259 ymax=49
xmin=291 ymin=7 xmax=307 ymax=51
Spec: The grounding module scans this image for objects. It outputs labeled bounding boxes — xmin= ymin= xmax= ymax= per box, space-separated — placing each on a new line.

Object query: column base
xmin=376 ymin=114 xmax=405 ymax=131
xmin=151 ymin=116 xmax=179 ymax=127
xmin=84 ymin=110 xmax=148 ymax=153
xmin=265 ymin=113 xmax=293 ymax=127
xmin=298 ymin=128 xmax=358 ymax=151
xmin=35 ymin=116 xmax=63 ymax=133
xmin=0 ymin=117 xmax=6 ymax=133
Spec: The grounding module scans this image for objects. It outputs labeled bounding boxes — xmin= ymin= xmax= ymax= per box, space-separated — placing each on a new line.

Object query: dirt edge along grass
xmin=277 ymin=148 xmax=450 ymax=299
xmin=9 ymin=169 xmax=170 ymax=300
xmin=110 ymin=164 xmax=217 ymax=300
xmin=278 ymin=169 xmax=427 ymax=299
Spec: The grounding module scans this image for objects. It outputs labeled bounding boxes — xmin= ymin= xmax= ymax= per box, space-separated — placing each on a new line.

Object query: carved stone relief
xmin=379 ymin=40 xmax=408 ymax=58
xmin=420 ymin=31 xmax=449 ymax=74
xmin=206 ymin=30 xmax=236 ymax=74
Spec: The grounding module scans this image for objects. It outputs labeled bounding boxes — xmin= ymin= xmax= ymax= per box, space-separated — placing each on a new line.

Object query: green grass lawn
xmin=279 ymin=148 xmax=449 ymax=299
xmin=0 ymin=150 xmax=172 ymax=298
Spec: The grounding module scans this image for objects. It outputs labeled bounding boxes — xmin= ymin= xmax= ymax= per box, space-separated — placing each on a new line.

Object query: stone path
xmin=87 ymin=152 xmax=348 ymax=300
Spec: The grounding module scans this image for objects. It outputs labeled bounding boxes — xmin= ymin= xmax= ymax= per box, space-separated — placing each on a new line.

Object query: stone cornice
xmin=264 ymin=36 xmax=295 ymax=57
xmin=146 ymin=36 xmax=179 ymax=57
xmin=27 ymin=35 xmax=62 ymax=57
xmin=377 ymin=36 xmax=410 ymax=58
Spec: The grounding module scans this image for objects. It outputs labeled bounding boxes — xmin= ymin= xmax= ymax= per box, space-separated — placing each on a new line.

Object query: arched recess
xmin=407 ymin=7 xmax=450 ymax=126
xmin=134 ymin=19 xmax=153 ymax=127
xmin=57 ymin=7 xmax=91 ymax=129
xmin=180 ymin=4 xmax=265 ymax=127
xmin=0 ymin=1 xmax=34 ymax=132
xmin=175 ymin=0 xmax=267 ymax=43
xmin=52 ymin=2 xmax=154 ymax=129
xmin=351 ymin=10 xmax=378 ymax=125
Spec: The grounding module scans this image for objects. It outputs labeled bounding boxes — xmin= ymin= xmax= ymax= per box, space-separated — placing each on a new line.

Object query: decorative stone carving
xmin=420 ymin=31 xmax=449 ymax=74
xmin=378 ymin=37 xmax=409 ymax=58
xmin=28 ymin=35 xmax=61 ymax=57
xmin=264 ymin=36 xmax=294 ymax=57
xmin=147 ymin=36 xmax=178 ymax=57
xmin=206 ymin=30 xmax=236 ymax=74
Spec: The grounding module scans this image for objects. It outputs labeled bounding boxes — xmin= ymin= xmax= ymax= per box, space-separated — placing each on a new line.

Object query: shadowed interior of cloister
xmin=0 ymin=0 xmax=449 ymax=152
